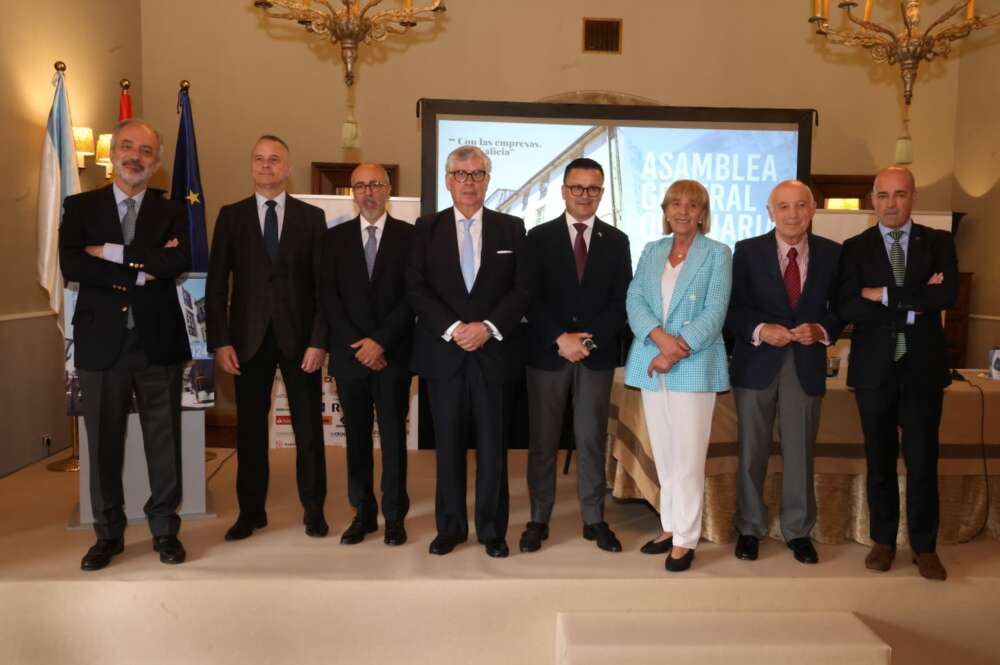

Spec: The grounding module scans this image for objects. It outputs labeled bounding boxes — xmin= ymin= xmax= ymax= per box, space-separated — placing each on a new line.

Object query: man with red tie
xmin=519 ymin=158 xmax=632 ymax=553
xmin=726 ymin=180 xmax=842 ymax=565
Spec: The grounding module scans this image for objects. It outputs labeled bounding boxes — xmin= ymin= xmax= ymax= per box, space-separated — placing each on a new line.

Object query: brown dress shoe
xmin=913 ymin=552 xmax=947 ymax=581
xmin=865 ymin=543 xmax=895 ymax=572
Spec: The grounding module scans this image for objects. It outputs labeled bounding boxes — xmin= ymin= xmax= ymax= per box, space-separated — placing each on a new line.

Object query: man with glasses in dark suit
xmin=407 ymin=145 xmax=530 ymax=558
xmin=321 ymin=163 xmax=413 ymax=547
xmin=519 ymin=157 xmax=631 ymax=554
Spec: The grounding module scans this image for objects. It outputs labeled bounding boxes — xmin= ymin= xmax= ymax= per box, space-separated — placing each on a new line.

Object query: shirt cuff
xmin=818 ymin=325 xmax=831 ymax=346
xmin=136 ymin=272 xmax=147 ymax=286
xmin=880 ymin=287 xmax=889 ymax=306
xmin=442 ymin=321 xmax=461 ymax=342
xmin=483 ymin=320 xmax=503 ymax=341
xmin=751 ymin=323 xmax=764 ymax=347
xmin=104 ymin=243 xmax=124 ymax=264
xmin=906 ymin=310 xmax=916 ymax=325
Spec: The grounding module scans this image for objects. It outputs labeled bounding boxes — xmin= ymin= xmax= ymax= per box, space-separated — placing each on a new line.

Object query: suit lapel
xmin=760 ymin=230 xmax=790 ymax=311
xmin=867 ymin=225 xmax=896 ymax=285
xmin=799 ymin=233 xmax=822 ymax=306
xmin=667 ymin=232 xmax=710 ymax=320
xmin=241 ymin=197 xmax=270 ymax=262
xmin=100 ymin=186 xmax=125 ymax=244
xmin=440 ymin=208 xmax=467 ymax=295
xmin=470 ymin=209 xmax=496 ymax=296
xmin=277 ymin=195 xmax=297 ymax=260
xmin=581 ymin=217 xmax=608 ymax=286
xmin=131 ymin=190 xmax=160 ymax=247
xmin=904 ymin=223 xmax=928 ymax=286
xmin=369 ymin=216 xmax=393 ymax=286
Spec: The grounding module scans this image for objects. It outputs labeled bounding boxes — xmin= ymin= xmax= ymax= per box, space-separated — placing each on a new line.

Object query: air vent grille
xmin=583 ymin=18 xmax=622 ymax=53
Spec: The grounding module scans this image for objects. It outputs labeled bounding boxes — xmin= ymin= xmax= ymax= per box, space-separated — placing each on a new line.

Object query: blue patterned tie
xmin=263 ymin=200 xmax=279 ymax=260
xmin=460 ymin=218 xmax=475 ymax=293
xmin=364 ymin=225 xmax=378 ymax=279
xmin=889 ymin=230 xmax=907 ymax=360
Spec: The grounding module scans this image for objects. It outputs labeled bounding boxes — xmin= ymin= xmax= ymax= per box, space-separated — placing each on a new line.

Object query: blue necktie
xmin=364 ymin=225 xmax=378 ymax=279
xmin=263 ymin=200 xmax=279 ymax=260
xmin=460 ymin=218 xmax=475 ymax=293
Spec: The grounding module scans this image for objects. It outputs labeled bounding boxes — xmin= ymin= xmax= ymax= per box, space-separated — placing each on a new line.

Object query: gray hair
xmin=445 ymin=145 xmax=492 ymax=174
xmin=110 ymin=118 xmax=164 ymax=160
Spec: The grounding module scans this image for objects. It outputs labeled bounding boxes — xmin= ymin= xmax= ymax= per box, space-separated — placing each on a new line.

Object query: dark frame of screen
xmin=418 ymin=98 xmax=815 ymax=217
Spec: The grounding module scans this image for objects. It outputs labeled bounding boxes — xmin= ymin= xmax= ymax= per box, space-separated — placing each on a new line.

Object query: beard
xmin=113 ymin=158 xmax=155 ymax=187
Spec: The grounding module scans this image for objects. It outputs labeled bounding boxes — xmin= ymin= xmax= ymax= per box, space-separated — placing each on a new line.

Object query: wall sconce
xmin=73 ymin=127 xmax=94 ymax=169
xmin=95 ymin=133 xmax=113 ymax=179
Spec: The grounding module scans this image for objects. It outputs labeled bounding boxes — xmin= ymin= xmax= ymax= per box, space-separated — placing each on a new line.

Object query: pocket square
xmin=496 ymin=250 xmax=514 ymax=254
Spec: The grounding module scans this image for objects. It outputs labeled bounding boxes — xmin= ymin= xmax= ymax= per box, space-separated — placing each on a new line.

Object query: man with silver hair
xmin=407 ymin=144 xmax=530 ymax=558
xmin=726 ymin=179 xmax=842 ymax=565
xmin=60 ymin=118 xmax=192 ymax=570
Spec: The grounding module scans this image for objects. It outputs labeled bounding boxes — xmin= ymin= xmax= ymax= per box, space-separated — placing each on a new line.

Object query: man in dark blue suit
xmin=726 ymin=180 xmax=842 ymax=565
xmin=407 ymin=145 xmax=530 ymax=558
xmin=519 ymin=158 xmax=631 ymax=554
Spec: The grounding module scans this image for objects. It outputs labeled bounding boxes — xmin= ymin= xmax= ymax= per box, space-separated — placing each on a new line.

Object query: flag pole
xmin=45 ymin=61 xmax=81 ymax=473
xmin=176 ymin=79 xmax=217 ymax=463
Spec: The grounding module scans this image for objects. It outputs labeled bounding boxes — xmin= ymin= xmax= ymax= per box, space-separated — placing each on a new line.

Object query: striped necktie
xmin=889 ymin=230 xmax=906 ymax=360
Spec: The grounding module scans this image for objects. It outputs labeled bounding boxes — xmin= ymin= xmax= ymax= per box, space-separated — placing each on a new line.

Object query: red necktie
xmin=784 ymin=246 xmax=801 ymax=309
xmin=573 ymin=223 xmax=588 ymax=283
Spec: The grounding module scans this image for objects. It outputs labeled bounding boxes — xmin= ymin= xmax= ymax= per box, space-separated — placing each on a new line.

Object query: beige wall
xmin=0 ymin=1 xmax=143 ymax=317
xmin=139 ymin=0 xmax=961 ymax=220
xmin=0 ymin=1 xmax=142 ymax=472
xmin=953 ymin=32 xmax=1000 ymax=367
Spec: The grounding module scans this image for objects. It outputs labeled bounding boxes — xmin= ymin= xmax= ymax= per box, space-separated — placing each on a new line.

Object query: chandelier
xmin=809 ymin=1 xmax=1000 ymax=106
xmin=253 ymin=0 xmax=446 ymax=87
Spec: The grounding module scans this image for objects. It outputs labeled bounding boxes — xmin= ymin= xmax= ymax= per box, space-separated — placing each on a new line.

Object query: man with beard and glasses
xmin=321 ymin=163 xmax=414 ymax=546
xmin=60 ymin=118 xmax=192 ymax=570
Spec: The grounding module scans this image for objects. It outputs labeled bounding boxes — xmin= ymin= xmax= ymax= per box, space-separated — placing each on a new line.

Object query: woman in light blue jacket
xmin=624 ymin=179 xmax=732 ymax=572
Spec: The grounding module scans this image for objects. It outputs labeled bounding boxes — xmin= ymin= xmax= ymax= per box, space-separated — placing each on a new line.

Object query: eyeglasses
xmin=564 ymin=184 xmax=604 ymax=198
xmin=351 ymin=181 xmax=388 ymax=193
xmin=448 ymin=169 xmax=488 ymax=183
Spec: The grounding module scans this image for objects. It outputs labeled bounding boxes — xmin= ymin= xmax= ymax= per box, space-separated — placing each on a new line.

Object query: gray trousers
xmin=733 ymin=348 xmax=820 ymax=541
xmin=525 ymin=364 xmax=614 ymax=525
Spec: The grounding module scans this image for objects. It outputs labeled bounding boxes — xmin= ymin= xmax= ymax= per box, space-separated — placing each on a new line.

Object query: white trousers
xmin=640 ymin=387 xmax=716 ymax=549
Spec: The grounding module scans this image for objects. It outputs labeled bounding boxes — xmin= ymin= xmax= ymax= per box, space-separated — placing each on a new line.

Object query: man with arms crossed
xmin=321 ymin=163 xmax=413 ymax=546
xmin=727 ymin=180 xmax=842 ymax=565
xmin=407 ymin=145 xmax=530 ymax=558
xmin=520 ymin=157 xmax=631 ymax=554
xmin=837 ymin=166 xmax=957 ymax=580
xmin=206 ymin=135 xmax=329 ymax=541
xmin=60 ymin=118 xmax=191 ymax=570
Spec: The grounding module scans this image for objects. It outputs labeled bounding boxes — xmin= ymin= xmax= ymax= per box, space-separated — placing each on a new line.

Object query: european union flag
xmin=171 ymin=88 xmax=209 ymax=272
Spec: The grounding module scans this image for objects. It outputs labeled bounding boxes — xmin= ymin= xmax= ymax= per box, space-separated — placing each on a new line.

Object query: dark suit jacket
xmin=206 ymin=194 xmax=328 ymax=362
xmin=406 ymin=207 xmax=530 ymax=381
xmin=523 ymin=214 xmax=632 ymax=371
xmin=321 ymin=215 xmax=414 ymax=380
xmin=726 ymin=230 xmax=843 ymax=397
xmin=837 ymin=222 xmax=958 ymax=389
xmin=59 ymin=186 xmax=192 ymax=371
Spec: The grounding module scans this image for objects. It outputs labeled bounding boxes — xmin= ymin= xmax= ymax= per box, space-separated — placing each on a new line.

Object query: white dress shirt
xmin=360 ymin=212 xmax=387 ymax=251
xmin=102 ymin=183 xmax=149 ymax=285
xmin=566 ymin=211 xmax=595 ymax=251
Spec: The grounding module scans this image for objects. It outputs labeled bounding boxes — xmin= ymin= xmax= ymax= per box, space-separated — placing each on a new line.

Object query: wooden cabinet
xmin=310 ymin=162 xmax=400 ymax=195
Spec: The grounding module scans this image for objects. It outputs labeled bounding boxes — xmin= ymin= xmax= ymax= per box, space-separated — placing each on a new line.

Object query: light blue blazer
xmin=624 ymin=232 xmax=732 ymax=392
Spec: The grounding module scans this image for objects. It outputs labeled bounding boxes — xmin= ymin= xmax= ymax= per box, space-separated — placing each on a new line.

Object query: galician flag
xmin=36 ymin=67 xmax=81 ymax=322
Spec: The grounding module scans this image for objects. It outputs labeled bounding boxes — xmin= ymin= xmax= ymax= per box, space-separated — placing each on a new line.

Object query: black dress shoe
xmin=483 ymin=538 xmax=510 ymax=558
xmin=340 ymin=516 xmax=376 ymax=544
xmin=429 ymin=534 xmax=465 ymax=555
xmin=788 ymin=537 xmax=818 ymax=564
xmin=225 ymin=514 xmax=267 ymax=541
xmin=304 ymin=511 xmax=329 ymax=538
xmin=640 ymin=536 xmax=673 ymax=555
xmin=153 ymin=536 xmax=186 ymax=565
xmin=583 ymin=522 xmax=622 ymax=553
xmin=80 ymin=538 xmax=124 ymax=571
xmin=519 ymin=522 xmax=549 ymax=553
xmin=384 ymin=521 xmax=407 ymax=546
xmin=665 ymin=548 xmax=695 ymax=572
xmin=734 ymin=534 xmax=759 ymax=561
